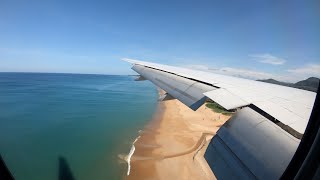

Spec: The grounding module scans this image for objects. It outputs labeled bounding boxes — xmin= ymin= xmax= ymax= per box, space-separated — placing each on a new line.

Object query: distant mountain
xmin=295 ymin=77 xmax=320 ymax=92
xmin=258 ymin=77 xmax=319 ymax=92
xmin=259 ymin=79 xmax=291 ymax=87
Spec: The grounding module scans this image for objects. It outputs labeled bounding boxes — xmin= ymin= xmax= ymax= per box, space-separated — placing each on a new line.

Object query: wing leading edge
xmin=124 ymin=59 xmax=316 ymax=134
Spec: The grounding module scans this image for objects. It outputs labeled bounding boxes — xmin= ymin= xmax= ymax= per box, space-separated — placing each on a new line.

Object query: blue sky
xmin=0 ymin=0 xmax=319 ymax=82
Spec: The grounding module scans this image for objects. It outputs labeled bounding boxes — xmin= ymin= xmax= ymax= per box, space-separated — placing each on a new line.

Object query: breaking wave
xmin=127 ymin=135 xmax=141 ymax=176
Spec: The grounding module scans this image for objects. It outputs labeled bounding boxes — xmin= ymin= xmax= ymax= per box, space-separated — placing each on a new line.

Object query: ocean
xmin=0 ymin=72 xmax=158 ymax=180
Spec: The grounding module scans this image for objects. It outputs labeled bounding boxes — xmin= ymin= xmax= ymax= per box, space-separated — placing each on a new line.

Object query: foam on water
xmin=127 ymin=135 xmax=141 ymax=176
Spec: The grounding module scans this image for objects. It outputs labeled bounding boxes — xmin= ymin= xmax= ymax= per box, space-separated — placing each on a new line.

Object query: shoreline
xmin=126 ymin=135 xmax=140 ymax=176
xmin=126 ymin=90 xmax=231 ymax=179
xmin=125 ymin=90 xmax=164 ymax=176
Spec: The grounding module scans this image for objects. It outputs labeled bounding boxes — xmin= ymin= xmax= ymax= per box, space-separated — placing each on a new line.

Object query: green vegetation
xmin=205 ymin=102 xmax=234 ymax=115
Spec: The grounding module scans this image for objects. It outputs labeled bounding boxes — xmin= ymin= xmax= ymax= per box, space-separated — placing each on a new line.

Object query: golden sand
xmin=127 ymin=91 xmax=231 ymax=180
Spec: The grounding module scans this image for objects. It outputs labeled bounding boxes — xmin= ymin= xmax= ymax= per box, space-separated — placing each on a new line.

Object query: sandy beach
xmin=126 ymin=90 xmax=231 ymax=180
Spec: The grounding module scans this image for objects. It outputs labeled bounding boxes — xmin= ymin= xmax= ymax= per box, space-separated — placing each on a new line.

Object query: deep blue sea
xmin=0 ymin=73 xmax=158 ymax=180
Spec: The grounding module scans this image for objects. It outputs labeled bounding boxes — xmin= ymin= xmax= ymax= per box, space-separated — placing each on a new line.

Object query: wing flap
xmin=203 ymin=89 xmax=249 ymax=110
xmin=253 ymin=101 xmax=306 ymax=133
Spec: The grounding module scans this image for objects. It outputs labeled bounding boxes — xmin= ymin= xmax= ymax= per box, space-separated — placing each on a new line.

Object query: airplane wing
xmin=124 ymin=59 xmax=316 ymax=135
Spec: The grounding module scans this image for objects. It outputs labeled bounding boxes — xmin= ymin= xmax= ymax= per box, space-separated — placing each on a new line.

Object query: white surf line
xmin=127 ymin=135 xmax=141 ymax=176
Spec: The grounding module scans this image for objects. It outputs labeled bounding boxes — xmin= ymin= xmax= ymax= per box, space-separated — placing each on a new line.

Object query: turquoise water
xmin=0 ymin=73 xmax=158 ymax=180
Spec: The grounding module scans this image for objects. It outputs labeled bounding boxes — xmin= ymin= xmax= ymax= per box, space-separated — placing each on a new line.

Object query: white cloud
xmin=182 ymin=64 xmax=281 ymax=80
xmin=182 ymin=64 xmax=305 ymax=82
xmin=121 ymin=58 xmax=135 ymax=62
xmin=183 ymin=64 xmax=209 ymax=71
xmin=250 ymin=53 xmax=286 ymax=65
xmin=287 ymin=64 xmax=320 ymax=77
xmin=215 ymin=67 xmax=276 ymax=80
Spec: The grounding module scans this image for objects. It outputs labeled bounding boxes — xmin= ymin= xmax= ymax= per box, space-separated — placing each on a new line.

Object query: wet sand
xmin=127 ymin=91 xmax=231 ymax=180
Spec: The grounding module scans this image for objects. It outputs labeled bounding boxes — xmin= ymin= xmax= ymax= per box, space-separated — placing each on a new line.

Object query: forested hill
xmin=258 ymin=77 xmax=319 ymax=92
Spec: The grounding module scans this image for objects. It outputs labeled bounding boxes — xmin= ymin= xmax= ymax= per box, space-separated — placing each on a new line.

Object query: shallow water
xmin=0 ymin=73 xmax=158 ymax=180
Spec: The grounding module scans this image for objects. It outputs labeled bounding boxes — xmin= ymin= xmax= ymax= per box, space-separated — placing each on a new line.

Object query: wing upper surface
xmin=125 ymin=59 xmax=316 ymax=134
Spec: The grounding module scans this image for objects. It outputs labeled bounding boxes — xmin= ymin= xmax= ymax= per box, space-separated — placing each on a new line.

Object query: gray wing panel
xmin=132 ymin=65 xmax=217 ymax=110
xmin=204 ymin=89 xmax=249 ymax=110
xmin=205 ymin=107 xmax=300 ymax=180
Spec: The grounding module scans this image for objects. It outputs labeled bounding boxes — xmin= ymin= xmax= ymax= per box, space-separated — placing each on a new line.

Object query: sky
xmin=0 ymin=0 xmax=319 ymax=82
